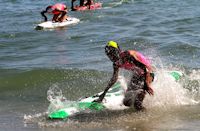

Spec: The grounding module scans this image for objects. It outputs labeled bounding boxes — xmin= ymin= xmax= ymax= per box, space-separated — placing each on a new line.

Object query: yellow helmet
xmin=107 ymin=41 xmax=119 ymax=49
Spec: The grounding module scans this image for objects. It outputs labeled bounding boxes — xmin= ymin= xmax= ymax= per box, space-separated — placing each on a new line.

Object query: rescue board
xmin=36 ymin=17 xmax=80 ymax=29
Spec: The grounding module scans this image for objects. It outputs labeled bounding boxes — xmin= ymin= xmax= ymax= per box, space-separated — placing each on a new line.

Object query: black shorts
xmin=123 ymin=73 xmax=146 ymax=109
xmin=127 ymin=73 xmax=145 ymax=91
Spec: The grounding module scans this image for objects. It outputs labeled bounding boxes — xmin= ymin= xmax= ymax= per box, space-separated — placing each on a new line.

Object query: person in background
xmin=71 ymin=0 xmax=93 ymax=11
xmin=94 ymin=41 xmax=154 ymax=111
xmin=41 ymin=3 xmax=68 ymax=22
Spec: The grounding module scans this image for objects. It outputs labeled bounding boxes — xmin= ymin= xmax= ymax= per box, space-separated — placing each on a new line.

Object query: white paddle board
xmin=36 ymin=17 xmax=80 ymax=29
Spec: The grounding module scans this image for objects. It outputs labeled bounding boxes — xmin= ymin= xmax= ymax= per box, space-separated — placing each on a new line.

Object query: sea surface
xmin=0 ymin=0 xmax=200 ymax=131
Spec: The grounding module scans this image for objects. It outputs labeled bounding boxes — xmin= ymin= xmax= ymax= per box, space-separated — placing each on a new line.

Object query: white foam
xmin=47 ymin=84 xmax=73 ymax=113
xmin=144 ymin=69 xmax=199 ymax=108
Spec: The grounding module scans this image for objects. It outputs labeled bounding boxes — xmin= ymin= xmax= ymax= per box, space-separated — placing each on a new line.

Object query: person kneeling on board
xmin=41 ymin=3 xmax=68 ymax=22
xmin=94 ymin=41 xmax=154 ymax=111
xmin=71 ymin=0 xmax=93 ymax=11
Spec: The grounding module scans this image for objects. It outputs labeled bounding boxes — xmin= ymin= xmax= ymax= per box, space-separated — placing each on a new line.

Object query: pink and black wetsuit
xmin=41 ymin=3 xmax=67 ymax=22
xmin=115 ymin=50 xmax=152 ymax=110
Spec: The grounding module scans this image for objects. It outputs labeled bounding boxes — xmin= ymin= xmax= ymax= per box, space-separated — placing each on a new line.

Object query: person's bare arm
xmin=41 ymin=6 xmax=52 ymax=21
xmin=94 ymin=64 xmax=119 ymax=102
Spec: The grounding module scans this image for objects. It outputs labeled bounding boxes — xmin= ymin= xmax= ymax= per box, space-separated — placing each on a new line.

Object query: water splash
xmin=23 ymin=84 xmax=65 ymax=125
xmin=183 ymin=69 xmax=200 ymax=101
xmin=144 ymin=69 xmax=199 ymax=109
xmin=47 ymin=84 xmax=76 ymax=114
xmin=24 ymin=68 xmax=200 ymax=128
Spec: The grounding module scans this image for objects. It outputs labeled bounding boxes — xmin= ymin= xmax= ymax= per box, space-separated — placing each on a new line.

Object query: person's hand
xmin=147 ymin=86 xmax=154 ymax=96
xmin=93 ymin=94 xmax=104 ymax=103
xmin=93 ymin=98 xmax=103 ymax=103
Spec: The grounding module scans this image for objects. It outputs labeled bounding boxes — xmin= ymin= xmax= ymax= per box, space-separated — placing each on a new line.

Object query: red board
xmin=73 ymin=2 xmax=102 ymax=11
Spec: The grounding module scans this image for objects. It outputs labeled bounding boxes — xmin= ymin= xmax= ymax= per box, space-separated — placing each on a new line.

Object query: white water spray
xmin=47 ymin=84 xmax=67 ymax=113
xmin=144 ymin=69 xmax=199 ymax=108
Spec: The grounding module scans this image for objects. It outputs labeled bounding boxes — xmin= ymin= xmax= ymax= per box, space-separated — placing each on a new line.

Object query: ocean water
xmin=0 ymin=0 xmax=200 ymax=131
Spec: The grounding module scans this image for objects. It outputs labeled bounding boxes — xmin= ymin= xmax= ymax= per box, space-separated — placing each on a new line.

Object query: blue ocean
xmin=0 ymin=0 xmax=199 ymax=130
